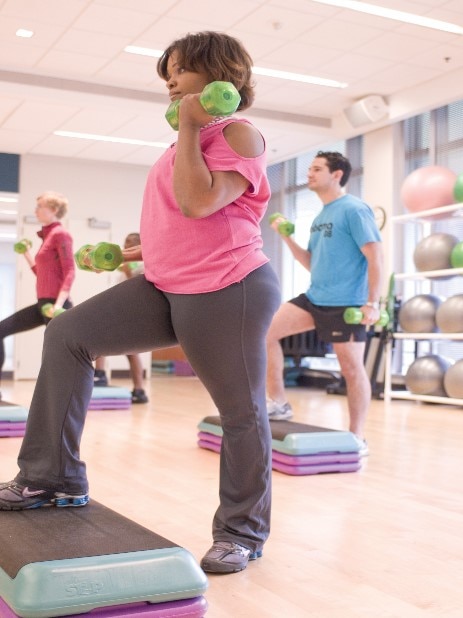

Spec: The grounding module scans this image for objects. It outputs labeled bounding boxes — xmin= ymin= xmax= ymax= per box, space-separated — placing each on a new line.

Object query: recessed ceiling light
xmin=124 ymin=45 xmax=348 ymax=88
xmin=16 ymin=28 xmax=34 ymax=38
xmin=125 ymin=45 xmax=163 ymax=58
xmin=311 ymin=0 xmax=463 ymax=35
xmin=54 ymin=130 xmax=169 ymax=149
xmin=0 ymin=197 xmax=18 ymax=204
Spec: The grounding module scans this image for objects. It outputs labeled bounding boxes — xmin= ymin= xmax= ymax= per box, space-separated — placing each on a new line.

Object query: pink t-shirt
xmin=140 ymin=118 xmax=270 ymax=294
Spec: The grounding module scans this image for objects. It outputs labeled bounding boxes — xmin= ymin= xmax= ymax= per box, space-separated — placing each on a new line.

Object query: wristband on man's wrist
xmin=365 ymin=301 xmax=379 ymax=309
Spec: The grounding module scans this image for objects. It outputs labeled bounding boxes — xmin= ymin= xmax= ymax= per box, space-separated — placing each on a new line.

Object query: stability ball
xmin=443 ymin=360 xmax=463 ymax=398
xmin=405 ymin=355 xmax=453 ymax=397
xmin=413 ymin=233 xmax=458 ymax=273
xmin=398 ymin=294 xmax=442 ymax=333
xmin=400 ymin=166 xmax=457 ymax=217
xmin=435 ymin=295 xmax=463 ymax=332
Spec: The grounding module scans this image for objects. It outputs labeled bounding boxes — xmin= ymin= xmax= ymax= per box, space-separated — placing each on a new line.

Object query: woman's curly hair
xmin=157 ymin=31 xmax=255 ymax=111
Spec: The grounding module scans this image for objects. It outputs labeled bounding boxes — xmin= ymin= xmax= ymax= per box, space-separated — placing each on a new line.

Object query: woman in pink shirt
xmin=0 ymin=32 xmax=281 ymax=575
xmin=0 ymin=191 xmax=74 ymax=396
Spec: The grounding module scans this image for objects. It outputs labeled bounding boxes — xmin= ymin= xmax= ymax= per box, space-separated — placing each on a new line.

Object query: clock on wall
xmin=373 ymin=205 xmax=387 ymax=231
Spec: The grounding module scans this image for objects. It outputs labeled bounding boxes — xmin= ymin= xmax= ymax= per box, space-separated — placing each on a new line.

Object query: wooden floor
xmin=1 ymin=374 xmax=463 ymax=618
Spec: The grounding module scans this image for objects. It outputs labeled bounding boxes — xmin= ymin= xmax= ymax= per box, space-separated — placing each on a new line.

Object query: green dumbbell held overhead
xmin=41 ymin=303 xmax=66 ymax=319
xmin=165 ymin=81 xmax=241 ymax=131
xmin=343 ymin=307 xmax=389 ymax=327
xmin=74 ymin=242 xmax=123 ymax=272
xmin=268 ymin=212 xmax=295 ymax=237
xmin=14 ymin=238 xmax=32 ymax=254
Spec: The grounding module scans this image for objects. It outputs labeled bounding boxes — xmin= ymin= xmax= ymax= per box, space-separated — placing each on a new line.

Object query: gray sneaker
xmin=0 ymin=481 xmax=89 ymax=510
xmin=353 ymin=436 xmax=369 ymax=457
xmin=200 ymin=541 xmax=262 ymax=574
xmin=266 ymin=398 xmax=293 ymax=421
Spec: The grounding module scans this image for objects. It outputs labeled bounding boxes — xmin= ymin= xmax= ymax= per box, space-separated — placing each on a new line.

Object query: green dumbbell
xmin=343 ymin=307 xmax=389 ymax=327
xmin=14 ymin=238 xmax=32 ymax=254
xmin=41 ymin=303 xmax=66 ymax=319
xmin=268 ymin=212 xmax=295 ymax=237
xmin=74 ymin=242 xmax=123 ymax=272
xmin=165 ymin=81 xmax=241 ymax=131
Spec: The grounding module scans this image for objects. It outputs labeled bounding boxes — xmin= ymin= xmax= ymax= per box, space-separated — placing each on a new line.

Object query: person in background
xmin=94 ymin=232 xmax=149 ymax=404
xmin=0 ymin=31 xmax=281 ymax=576
xmin=266 ymin=151 xmax=384 ymax=457
xmin=0 ymin=191 xmax=74 ymax=400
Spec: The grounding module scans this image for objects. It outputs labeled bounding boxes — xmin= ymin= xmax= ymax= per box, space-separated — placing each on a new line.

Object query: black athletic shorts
xmin=289 ymin=293 xmax=367 ymax=343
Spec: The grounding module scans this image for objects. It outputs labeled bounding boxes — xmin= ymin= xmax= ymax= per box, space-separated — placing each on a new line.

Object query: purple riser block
xmin=0 ymin=429 xmax=25 ymax=437
xmin=272 ymin=460 xmax=362 ymax=476
xmin=0 ymin=422 xmax=26 ymax=430
xmin=198 ymin=439 xmax=221 ymax=454
xmin=88 ymin=400 xmax=131 ymax=410
xmin=197 ymin=432 xmax=360 ymax=464
xmin=0 ymin=597 xmax=207 ymax=618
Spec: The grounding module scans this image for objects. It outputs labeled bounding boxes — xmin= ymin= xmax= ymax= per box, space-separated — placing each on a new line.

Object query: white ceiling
xmin=1 ymin=0 xmax=463 ymax=168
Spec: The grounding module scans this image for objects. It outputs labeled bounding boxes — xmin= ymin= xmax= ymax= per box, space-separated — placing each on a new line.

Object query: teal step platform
xmin=0 ymin=501 xmax=208 ymax=618
xmin=0 ymin=401 xmax=28 ymax=422
xmin=198 ymin=416 xmax=362 ymax=475
xmin=0 ymin=401 xmax=28 ymax=437
xmin=89 ymin=387 xmax=132 ymax=410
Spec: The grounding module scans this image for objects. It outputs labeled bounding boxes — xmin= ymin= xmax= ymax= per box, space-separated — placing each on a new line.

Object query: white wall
xmin=13 ymin=154 xmax=151 ymax=380
xmin=362 ymin=125 xmax=399 ymax=299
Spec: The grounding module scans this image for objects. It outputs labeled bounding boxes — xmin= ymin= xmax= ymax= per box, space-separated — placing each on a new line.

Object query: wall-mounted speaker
xmin=344 ymin=95 xmax=389 ymax=128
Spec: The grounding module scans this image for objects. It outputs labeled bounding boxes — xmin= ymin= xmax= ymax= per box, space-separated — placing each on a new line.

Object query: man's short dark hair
xmin=316 ymin=151 xmax=352 ymax=187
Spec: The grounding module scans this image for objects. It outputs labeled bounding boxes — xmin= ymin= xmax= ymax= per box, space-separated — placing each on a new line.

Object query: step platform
xmin=197 ymin=416 xmax=362 ymax=476
xmin=89 ymin=386 xmax=132 ymax=410
xmin=0 ymin=401 xmax=28 ymax=438
xmin=0 ymin=501 xmax=208 ymax=618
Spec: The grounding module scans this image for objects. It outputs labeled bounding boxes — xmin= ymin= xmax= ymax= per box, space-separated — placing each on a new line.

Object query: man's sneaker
xmin=0 ymin=481 xmax=89 ymax=510
xmin=200 ymin=541 xmax=262 ymax=574
xmin=266 ymin=398 xmax=293 ymax=421
xmin=132 ymin=389 xmax=148 ymax=404
xmin=354 ymin=436 xmax=369 ymax=458
xmin=93 ymin=372 xmax=108 ymax=387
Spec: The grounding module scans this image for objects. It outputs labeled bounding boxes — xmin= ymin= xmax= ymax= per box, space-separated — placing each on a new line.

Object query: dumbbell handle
xmin=165 ymin=81 xmax=241 ymax=131
xmin=41 ymin=303 xmax=66 ymax=319
xmin=343 ymin=307 xmax=389 ymax=327
xmin=268 ymin=212 xmax=295 ymax=237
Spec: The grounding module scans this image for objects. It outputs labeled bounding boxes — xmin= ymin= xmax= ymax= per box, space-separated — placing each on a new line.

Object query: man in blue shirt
xmin=266 ymin=151 xmax=384 ymax=456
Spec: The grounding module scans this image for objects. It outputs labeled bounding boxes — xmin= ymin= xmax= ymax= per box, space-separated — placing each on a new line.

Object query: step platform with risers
xmin=0 ymin=501 xmax=208 ymax=618
xmin=89 ymin=386 xmax=132 ymax=410
xmin=0 ymin=401 xmax=28 ymax=437
xmin=197 ymin=416 xmax=362 ymax=476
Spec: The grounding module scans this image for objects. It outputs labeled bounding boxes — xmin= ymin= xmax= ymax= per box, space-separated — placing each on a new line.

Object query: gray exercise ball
xmin=435 ymin=294 xmax=463 ymax=333
xmin=443 ymin=360 xmax=463 ymax=398
xmin=413 ymin=233 xmax=458 ymax=275
xmin=405 ymin=355 xmax=453 ymax=397
xmin=398 ymin=294 xmax=442 ymax=333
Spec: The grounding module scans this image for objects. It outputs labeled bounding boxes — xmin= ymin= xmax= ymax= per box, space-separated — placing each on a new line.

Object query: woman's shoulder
xmin=222 ymin=118 xmax=265 ymax=158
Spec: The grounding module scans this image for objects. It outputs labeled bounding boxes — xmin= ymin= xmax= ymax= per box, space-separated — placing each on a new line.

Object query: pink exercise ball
xmin=400 ymin=166 xmax=457 ymax=217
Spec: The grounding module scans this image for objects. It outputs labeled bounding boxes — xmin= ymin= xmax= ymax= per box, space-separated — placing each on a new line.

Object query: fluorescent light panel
xmin=16 ymin=28 xmax=34 ymax=38
xmin=124 ymin=46 xmax=347 ymax=88
xmin=54 ymin=131 xmax=169 ymax=149
xmin=311 ymin=0 xmax=463 ymax=35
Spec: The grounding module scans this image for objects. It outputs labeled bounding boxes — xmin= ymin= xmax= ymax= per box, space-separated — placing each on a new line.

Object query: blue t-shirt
xmin=306 ymin=194 xmax=381 ymax=306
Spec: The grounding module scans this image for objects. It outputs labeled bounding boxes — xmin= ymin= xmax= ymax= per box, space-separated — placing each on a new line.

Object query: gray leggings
xmin=15 ymin=263 xmax=281 ymax=552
